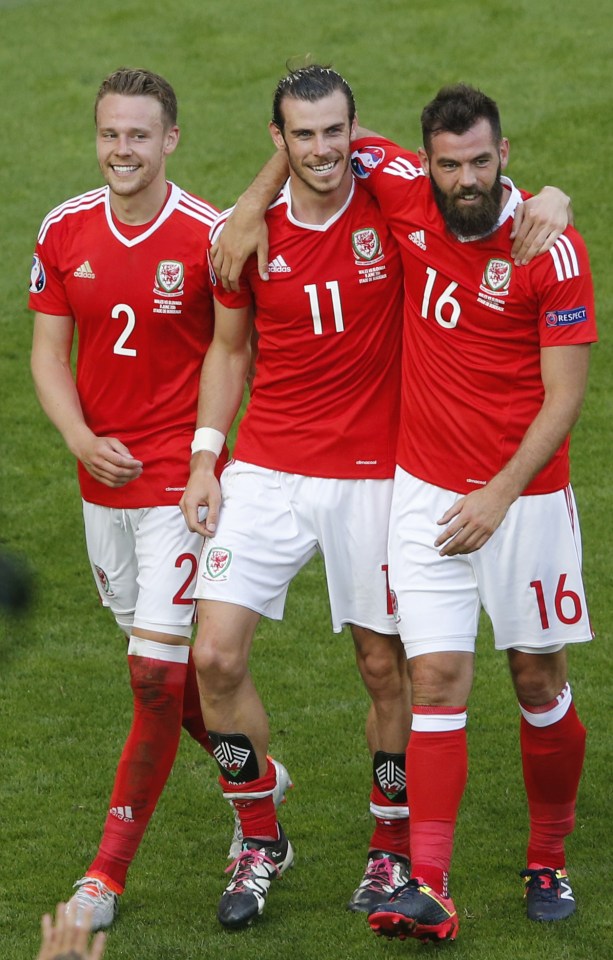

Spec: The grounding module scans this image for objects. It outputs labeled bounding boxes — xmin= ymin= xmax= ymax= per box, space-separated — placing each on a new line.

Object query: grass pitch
xmin=1 ymin=1 xmax=612 ymax=958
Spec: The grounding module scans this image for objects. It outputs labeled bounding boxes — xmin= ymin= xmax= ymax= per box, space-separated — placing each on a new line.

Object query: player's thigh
xmin=131 ymin=505 xmax=203 ymax=639
xmin=388 ymin=469 xmax=481 ymax=658
xmin=194 ymin=461 xmax=317 ymax=620
xmin=474 ymin=485 xmax=592 ymax=651
xmin=315 ymin=477 xmax=397 ymax=634
xmin=82 ymin=501 xmax=139 ymax=634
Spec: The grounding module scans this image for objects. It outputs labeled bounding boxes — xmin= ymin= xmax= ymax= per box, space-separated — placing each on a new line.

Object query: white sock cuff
xmin=127 ymin=636 xmax=190 ymax=663
xmin=411 ymin=710 xmax=467 ymax=732
xmin=222 ymin=787 xmax=275 ymax=802
xmin=370 ymin=802 xmax=410 ymax=820
xmin=520 ymin=682 xmax=572 ymax=727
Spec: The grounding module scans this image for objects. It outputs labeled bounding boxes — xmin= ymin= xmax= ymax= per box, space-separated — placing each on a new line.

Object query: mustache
xmin=454 ymin=186 xmax=486 ymax=200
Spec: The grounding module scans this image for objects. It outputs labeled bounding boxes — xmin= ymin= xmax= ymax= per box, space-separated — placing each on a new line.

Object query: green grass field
xmin=1 ymin=1 xmax=612 ymax=958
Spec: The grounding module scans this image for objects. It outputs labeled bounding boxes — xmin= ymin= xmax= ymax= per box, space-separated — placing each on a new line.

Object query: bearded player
xmin=29 ymin=67 xmax=290 ymax=932
xmin=352 ymin=85 xmax=596 ymax=943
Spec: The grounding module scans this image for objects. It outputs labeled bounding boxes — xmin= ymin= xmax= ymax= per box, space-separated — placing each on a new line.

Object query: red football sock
xmin=220 ymin=757 xmax=278 ymax=842
xmin=88 ymin=640 xmax=189 ymax=890
xmin=369 ymin=782 xmax=410 ymax=858
xmin=407 ymin=706 xmax=468 ymax=896
xmin=520 ymin=690 xmax=586 ymax=868
xmin=181 ymin=649 xmax=213 ymax=755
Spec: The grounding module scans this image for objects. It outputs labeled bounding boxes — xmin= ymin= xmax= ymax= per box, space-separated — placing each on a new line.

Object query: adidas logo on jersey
xmin=74 ymin=260 xmax=95 ymax=279
xmin=268 ymin=255 xmax=291 ymax=273
xmin=408 ymin=230 xmax=426 ymax=250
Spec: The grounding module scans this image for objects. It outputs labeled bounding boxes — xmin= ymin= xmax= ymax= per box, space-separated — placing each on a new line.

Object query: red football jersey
xmin=29 ymin=183 xmax=220 ymax=507
xmin=213 ymin=180 xmax=404 ymax=479
xmin=351 ymin=137 xmax=597 ymax=495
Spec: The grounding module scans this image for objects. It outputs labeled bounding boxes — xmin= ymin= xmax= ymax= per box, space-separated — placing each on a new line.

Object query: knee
xmin=353 ymin=631 xmax=407 ymax=698
xmin=509 ymin=649 xmax=568 ymax=705
xmin=192 ymin=629 xmax=248 ymax=698
xmin=408 ymin=652 xmax=473 ymax=706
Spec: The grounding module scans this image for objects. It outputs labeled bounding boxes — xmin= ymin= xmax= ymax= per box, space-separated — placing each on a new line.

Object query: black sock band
xmin=373 ymin=750 xmax=407 ymax=803
xmin=209 ymin=731 xmax=261 ymax=783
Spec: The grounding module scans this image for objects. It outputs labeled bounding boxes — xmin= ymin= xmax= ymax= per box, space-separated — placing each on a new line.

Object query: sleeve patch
xmin=351 ymin=145 xmax=386 ymax=179
xmin=545 ymin=307 xmax=588 ymax=327
xmin=29 ymin=254 xmax=46 ymax=293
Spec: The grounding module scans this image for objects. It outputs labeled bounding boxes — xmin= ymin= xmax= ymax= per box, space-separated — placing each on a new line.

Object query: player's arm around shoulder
xmin=180 ymin=301 xmax=253 ymax=537
xmin=510 ymin=186 xmax=573 ymax=265
xmin=210 ymin=150 xmax=288 ymax=291
xmin=31 ymin=312 xmax=142 ymax=487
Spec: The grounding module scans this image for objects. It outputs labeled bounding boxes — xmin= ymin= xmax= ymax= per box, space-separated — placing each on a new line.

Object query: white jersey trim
xmin=209 ymin=177 xmax=357 ymax=243
xmin=549 ymin=234 xmax=580 ymax=281
xmin=39 ymin=183 xmax=216 ymax=248
xmin=283 ymin=177 xmax=356 ymax=231
xmin=104 ymin=181 xmax=180 ymax=247
xmin=38 ymin=187 xmax=107 ymax=244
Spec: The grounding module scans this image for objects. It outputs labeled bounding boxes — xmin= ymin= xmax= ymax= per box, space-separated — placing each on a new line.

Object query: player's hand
xmin=78 ymin=436 xmax=143 ymax=488
xmin=210 ymin=208 xmax=270 ymax=292
xmin=510 ymin=187 xmax=571 ymax=265
xmin=434 ymin=486 xmax=513 ymax=556
xmin=36 ymin=901 xmax=106 ymax=960
xmin=180 ymin=453 xmax=221 ymax=537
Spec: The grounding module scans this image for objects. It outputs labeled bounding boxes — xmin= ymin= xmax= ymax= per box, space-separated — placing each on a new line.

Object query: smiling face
xmin=95 ymin=93 xmax=179 ymax=205
xmin=418 ymin=118 xmax=509 ymax=237
xmin=270 ymin=90 xmax=357 ymax=203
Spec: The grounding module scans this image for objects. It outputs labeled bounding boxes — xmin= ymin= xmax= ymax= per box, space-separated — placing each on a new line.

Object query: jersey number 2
xmin=173 ymin=553 xmax=198 ymax=606
xmin=112 ymin=303 xmax=137 ymax=356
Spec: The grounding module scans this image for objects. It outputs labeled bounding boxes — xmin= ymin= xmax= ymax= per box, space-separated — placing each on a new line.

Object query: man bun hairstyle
xmin=272 ymin=63 xmax=356 ymax=132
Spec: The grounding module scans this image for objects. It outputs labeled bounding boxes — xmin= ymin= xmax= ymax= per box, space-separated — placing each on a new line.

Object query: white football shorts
xmin=194 ymin=460 xmax=397 ymax=635
xmin=82 ymin=501 xmax=203 ymax=638
xmin=388 ymin=468 xmax=593 ymax=658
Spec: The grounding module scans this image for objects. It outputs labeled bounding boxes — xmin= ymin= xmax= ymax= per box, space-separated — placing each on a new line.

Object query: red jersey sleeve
xmin=209 ymin=207 xmax=256 ymax=310
xmin=29 ymin=235 xmax=72 ymax=316
xmin=351 ymin=137 xmax=425 ymax=210
xmin=526 ymin=229 xmax=597 ymax=347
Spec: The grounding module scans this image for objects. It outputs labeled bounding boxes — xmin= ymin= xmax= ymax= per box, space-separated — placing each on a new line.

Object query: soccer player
xmin=29 ymin=67 xmax=290 ymax=932
xmin=180 ymin=65 xmax=413 ymax=928
xmin=350 ymin=85 xmax=596 ymax=943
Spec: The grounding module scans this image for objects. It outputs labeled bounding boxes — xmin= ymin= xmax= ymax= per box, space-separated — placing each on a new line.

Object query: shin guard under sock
xmin=520 ymin=685 xmax=586 ymax=867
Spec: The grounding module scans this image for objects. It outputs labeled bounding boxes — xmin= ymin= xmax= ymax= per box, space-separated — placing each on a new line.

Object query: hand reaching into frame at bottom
xmin=36 ymin=902 xmax=106 ymax=960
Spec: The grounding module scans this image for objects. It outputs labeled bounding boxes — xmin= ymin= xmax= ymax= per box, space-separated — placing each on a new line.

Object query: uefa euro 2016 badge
xmin=205 ymin=547 xmax=232 ymax=581
xmin=154 ymin=260 xmax=185 ymax=297
xmin=30 ymin=254 xmax=46 ymax=293
xmin=351 ymin=145 xmax=386 ymax=179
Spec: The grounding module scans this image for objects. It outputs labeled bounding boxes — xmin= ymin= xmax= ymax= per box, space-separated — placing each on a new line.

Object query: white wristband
xmin=191 ymin=427 xmax=226 ymax=457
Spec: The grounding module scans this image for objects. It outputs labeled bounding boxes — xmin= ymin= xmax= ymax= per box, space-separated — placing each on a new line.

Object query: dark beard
xmin=431 ymin=166 xmax=503 ymax=238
